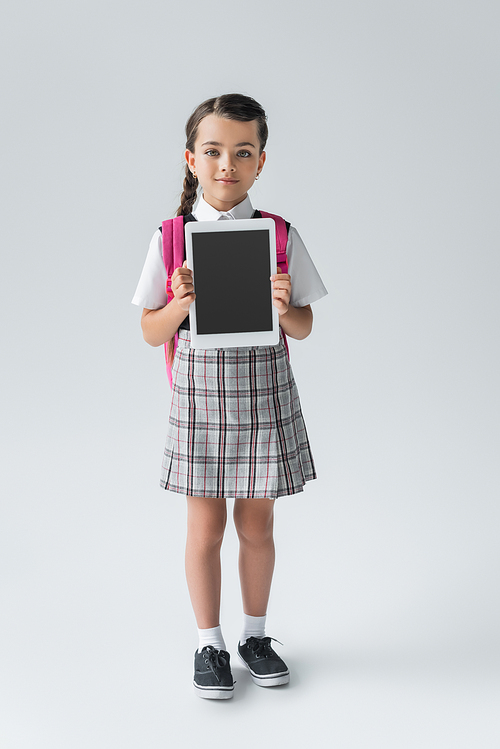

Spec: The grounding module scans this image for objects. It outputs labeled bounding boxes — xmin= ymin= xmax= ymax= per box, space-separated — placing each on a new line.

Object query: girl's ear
xmin=257 ymin=150 xmax=266 ymax=175
xmin=185 ymin=149 xmax=195 ymax=171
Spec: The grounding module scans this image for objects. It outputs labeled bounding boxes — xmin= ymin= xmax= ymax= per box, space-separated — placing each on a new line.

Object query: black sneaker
xmin=237 ymin=636 xmax=290 ymax=687
xmin=193 ymin=646 xmax=234 ymax=699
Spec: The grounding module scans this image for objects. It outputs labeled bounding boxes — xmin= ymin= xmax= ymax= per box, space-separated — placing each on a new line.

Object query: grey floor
xmin=3 ymin=614 xmax=499 ymax=748
xmin=2 ymin=436 xmax=499 ymax=749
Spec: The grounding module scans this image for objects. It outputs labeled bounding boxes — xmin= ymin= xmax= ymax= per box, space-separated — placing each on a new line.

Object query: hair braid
xmin=167 ymin=334 xmax=176 ymax=365
xmin=176 ymin=167 xmax=199 ymax=217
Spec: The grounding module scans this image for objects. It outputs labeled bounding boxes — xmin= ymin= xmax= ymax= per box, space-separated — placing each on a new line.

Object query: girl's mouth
xmin=216 ymin=179 xmax=239 ymax=184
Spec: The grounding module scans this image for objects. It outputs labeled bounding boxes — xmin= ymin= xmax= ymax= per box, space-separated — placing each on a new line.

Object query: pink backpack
xmin=161 ymin=211 xmax=290 ymax=387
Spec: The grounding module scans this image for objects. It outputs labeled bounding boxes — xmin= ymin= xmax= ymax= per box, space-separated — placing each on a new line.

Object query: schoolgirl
xmin=132 ymin=94 xmax=327 ymax=699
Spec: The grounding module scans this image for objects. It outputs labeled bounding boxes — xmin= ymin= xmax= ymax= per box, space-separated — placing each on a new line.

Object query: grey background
xmin=1 ymin=0 xmax=499 ymax=746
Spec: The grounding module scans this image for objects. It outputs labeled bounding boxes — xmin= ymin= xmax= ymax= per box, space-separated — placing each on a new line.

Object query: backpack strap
xmin=162 ymin=215 xmax=186 ymax=301
xmin=161 ymin=215 xmax=185 ymax=387
xmin=259 ymin=211 xmax=289 ymax=276
xmin=259 ymin=211 xmax=290 ymax=358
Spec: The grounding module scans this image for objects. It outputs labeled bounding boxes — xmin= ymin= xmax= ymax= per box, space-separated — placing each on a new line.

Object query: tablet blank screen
xmin=192 ymin=229 xmax=273 ymax=335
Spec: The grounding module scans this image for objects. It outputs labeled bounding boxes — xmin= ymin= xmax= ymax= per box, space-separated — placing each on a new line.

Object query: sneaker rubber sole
xmin=237 ymin=651 xmax=290 ymax=687
xmin=193 ymin=681 xmax=234 ymax=699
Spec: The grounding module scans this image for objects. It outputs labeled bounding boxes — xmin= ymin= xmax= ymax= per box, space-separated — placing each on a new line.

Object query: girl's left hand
xmin=271 ymin=266 xmax=292 ymax=316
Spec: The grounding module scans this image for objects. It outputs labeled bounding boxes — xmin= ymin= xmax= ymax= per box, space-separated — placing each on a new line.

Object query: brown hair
xmin=176 ymin=93 xmax=268 ymax=217
xmin=167 ymin=94 xmax=268 ymax=364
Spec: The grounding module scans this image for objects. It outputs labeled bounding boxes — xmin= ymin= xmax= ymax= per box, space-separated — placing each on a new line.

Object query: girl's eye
xmin=205 ymin=149 xmax=219 ymax=156
xmin=237 ymin=150 xmax=251 ymax=158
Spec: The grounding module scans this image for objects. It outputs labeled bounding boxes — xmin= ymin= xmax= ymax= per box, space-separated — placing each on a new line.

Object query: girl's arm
xmin=279 ymin=304 xmax=313 ymax=340
xmin=141 ymin=263 xmax=194 ymax=347
xmin=272 ymin=271 xmax=313 ymax=340
xmin=141 ymin=299 xmax=187 ymax=347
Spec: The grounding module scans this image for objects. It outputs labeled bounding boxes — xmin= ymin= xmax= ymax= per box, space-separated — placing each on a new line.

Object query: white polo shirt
xmin=131 ymin=194 xmax=328 ymax=309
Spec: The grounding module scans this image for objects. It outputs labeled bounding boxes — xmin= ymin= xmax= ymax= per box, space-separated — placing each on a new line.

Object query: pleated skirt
xmin=160 ymin=329 xmax=316 ymax=499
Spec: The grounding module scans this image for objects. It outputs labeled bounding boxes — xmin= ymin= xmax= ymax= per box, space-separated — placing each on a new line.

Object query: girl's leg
xmin=185 ymin=496 xmax=227 ymax=629
xmin=233 ymin=499 xmax=275 ymax=616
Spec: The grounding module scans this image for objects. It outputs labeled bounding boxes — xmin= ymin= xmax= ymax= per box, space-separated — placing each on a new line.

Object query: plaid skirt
xmin=160 ymin=329 xmax=317 ymax=499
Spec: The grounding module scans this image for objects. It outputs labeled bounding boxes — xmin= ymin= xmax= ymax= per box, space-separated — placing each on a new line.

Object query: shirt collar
xmin=193 ymin=193 xmax=255 ymax=221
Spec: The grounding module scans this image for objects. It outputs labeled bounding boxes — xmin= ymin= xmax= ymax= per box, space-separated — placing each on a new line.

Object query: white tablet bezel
xmin=185 ymin=218 xmax=279 ymax=349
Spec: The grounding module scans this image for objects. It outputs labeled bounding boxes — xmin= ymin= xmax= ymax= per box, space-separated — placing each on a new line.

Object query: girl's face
xmin=185 ymin=114 xmax=266 ymax=212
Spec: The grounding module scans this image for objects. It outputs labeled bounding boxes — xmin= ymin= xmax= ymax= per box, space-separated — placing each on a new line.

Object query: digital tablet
xmin=185 ymin=218 xmax=279 ymax=349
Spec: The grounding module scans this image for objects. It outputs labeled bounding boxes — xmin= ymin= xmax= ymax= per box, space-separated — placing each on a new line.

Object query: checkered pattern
xmin=160 ymin=330 xmax=316 ymax=499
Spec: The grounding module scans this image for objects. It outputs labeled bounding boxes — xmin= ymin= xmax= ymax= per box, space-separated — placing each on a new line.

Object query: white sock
xmin=197 ymin=625 xmax=226 ymax=653
xmin=240 ymin=613 xmax=267 ymax=646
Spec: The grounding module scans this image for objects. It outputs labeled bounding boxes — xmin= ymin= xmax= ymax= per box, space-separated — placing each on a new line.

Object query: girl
xmin=132 ymin=94 xmax=327 ymax=699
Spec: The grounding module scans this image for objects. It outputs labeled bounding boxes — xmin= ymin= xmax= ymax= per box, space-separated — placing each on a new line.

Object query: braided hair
xmin=176 ymin=93 xmax=268 ymax=216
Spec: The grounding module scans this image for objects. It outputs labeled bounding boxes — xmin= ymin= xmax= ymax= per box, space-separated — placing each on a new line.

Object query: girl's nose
xmin=220 ymin=157 xmax=236 ymax=172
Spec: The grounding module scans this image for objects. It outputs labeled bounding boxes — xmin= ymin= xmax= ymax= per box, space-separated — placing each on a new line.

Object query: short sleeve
xmin=287 ymin=226 xmax=328 ymax=307
xmin=131 ymin=230 xmax=168 ymax=309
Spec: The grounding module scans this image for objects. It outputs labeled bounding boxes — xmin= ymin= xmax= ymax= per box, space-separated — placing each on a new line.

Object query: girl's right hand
xmin=171 ymin=261 xmax=196 ymax=312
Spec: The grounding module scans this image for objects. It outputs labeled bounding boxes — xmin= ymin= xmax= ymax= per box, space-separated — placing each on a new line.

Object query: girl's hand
xmin=171 ymin=261 xmax=196 ymax=312
xmin=271 ymin=266 xmax=291 ymax=316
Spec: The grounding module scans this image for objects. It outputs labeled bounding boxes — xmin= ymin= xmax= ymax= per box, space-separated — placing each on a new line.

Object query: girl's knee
xmin=187 ymin=496 xmax=227 ymax=547
xmin=233 ymin=500 xmax=274 ymax=545
xmin=187 ymin=520 xmax=226 ymax=550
